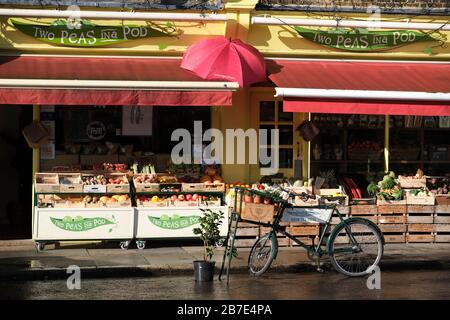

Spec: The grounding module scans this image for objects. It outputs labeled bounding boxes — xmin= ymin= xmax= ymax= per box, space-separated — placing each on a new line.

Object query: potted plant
xmin=192 ymin=208 xmax=225 ymax=282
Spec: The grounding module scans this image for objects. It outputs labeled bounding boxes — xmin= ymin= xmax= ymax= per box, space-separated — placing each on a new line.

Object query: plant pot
xmin=193 ymin=260 xmax=215 ymax=282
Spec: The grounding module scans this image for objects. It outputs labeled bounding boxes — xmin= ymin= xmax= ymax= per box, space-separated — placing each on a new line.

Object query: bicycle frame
xmin=240 ymin=200 xmax=353 ymax=258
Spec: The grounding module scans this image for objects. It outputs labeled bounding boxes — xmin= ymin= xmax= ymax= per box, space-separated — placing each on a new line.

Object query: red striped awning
xmin=267 ymin=59 xmax=450 ymax=116
xmin=0 ymin=56 xmax=235 ymax=106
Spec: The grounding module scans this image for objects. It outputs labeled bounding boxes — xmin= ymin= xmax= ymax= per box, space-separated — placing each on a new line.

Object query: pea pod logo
xmin=50 ymin=216 xmax=117 ymax=232
xmin=148 ymin=215 xmax=200 ymax=230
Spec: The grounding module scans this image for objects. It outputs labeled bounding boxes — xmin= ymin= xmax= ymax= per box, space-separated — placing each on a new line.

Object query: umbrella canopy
xmin=181 ymin=36 xmax=267 ymax=87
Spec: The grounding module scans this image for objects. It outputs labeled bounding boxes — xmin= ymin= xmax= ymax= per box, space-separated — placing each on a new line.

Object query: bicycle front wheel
xmin=248 ymin=232 xmax=276 ymax=277
xmin=328 ymin=219 xmax=384 ymax=277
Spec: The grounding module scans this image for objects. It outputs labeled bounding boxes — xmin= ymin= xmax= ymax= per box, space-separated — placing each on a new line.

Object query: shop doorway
xmin=0 ymin=106 xmax=33 ymax=239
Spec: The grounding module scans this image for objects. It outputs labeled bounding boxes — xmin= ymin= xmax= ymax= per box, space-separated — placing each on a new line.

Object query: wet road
xmin=0 ymin=270 xmax=449 ymax=300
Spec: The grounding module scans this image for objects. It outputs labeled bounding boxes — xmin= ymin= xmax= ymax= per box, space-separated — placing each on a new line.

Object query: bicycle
xmin=221 ymin=186 xmax=385 ymax=279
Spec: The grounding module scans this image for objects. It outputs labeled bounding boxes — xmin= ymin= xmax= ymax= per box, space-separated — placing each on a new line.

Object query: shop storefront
xmin=0 ymin=0 xmax=450 ymax=247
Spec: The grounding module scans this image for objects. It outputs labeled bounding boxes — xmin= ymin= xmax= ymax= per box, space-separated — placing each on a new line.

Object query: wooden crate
xmin=181 ymin=183 xmax=205 ymax=192
xmin=378 ymin=204 xmax=407 ymax=214
xmin=106 ymin=173 xmax=130 ymax=193
xmin=336 ymin=206 xmax=350 ymax=215
xmin=241 ymin=203 xmax=275 ymax=223
xmin=434 ymin=213 xmax=450 ymax=224
xmin=408 ymin=224 xmax=434 ymax=233
xmin=83 ymin=184 xmax=107 ymax=193
xmin=435 ymin=195 xmax=450 ymax=205
xmin=137 ymin=200 xmax=169 ymax=207
xmin=59 ymin=173 xmax=83 ymax=193
xmin=407 ymin=234 xmax=435 ymax=243
xmin=200 ymin=199 xmax=222 ymax=207
xmin=277 ymin=237 xmax=290 ymax=247
xmin=291 ymin=236 xmax=318 ymax=246
xmin=435 ymin=234 xmax=450 ymax=242
xmin=203 ymin=183 xmax=225 ymax=192
xmin=384 ymin=234 xmax=406 ymax=243
xmin=172 ymin=200 xmax=199 ymax=207
xmin=398 ymin=176 xmax=426 ymax=189
xmin=434 ymin=224 xmax=450 ymax=232
xmin=407 ymin=212 xmax=434 ymax=224
xmin=435 ymin=205 xmax=450 ymax=214
xmin=105 ymin=200 xmax=132 ymax=208
xmin=234 ymin=239 xmax=257 ymax=248
xmin=134 ymin=183 xmax=160 ymax=193
xmin=407 ymin=205 xmax=435 ymax=214
xmin=406 ymin=194 xmax=435 ymax=206
xmin=236 ymin=226 xmax=260 ymax=237
xmin=350 ymin=205 xmax=377 ymax=215
xmin=349 ymin=214 xmax=378 ymax=224
xmin=289 ymin=224 xmax=320 ymax=236
xmin=378 ymin=215 xmax=406 ymax=224
xmin=379 ymin=224 xmax=407 ymax=233
xmin=35 ymin=173 xmax=59 ymax=193
xmin=377 ymin=199 xmax=407 ymax=206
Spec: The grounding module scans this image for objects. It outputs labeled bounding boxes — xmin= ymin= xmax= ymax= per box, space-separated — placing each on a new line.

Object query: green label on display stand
xmin=294 ymin=26 xmax=437 ymax=52
xmin=148 ymin=215 xmax=200 ymax=230
xmin=11 ymin=19 xmax=174 ymax=47
xmin=50 ymin=216 xmax=115 ymax=232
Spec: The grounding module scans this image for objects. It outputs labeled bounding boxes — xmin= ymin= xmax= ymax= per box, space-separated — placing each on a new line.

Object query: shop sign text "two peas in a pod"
xmin=11 ymin=19 xmax=174 ymax=47
xmin=50 ymin=216 xmax=115 ymax=232
xmin=148 ymin=215 xmax=200 ymax=230
xmin=295 ymin=27 xmax=438 ymax=52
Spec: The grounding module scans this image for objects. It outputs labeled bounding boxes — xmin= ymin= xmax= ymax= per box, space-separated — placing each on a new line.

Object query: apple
xmin=171 ymin=195 xmax=178 ymax=202
xmin=244 ymin=195 xmax=252 ymax=203
xmin=264 ymin=197 xmax=271 ymax=205
xmin=185 ymin=194 xmax=192 ymax=201
xmin=253 ymin=195 xmax=261 ymax=204
xmin=192 ymin=194 xmax=199 ymax=201
xmin=178 ymin=194 xmax=185 ymax=201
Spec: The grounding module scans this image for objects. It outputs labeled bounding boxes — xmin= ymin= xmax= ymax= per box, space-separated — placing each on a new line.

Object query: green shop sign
xmin=148 ymin=215 xmax=200 ymax=230
xmin=50 ymin=216 xmax=115 ymax=232
xmin=11 ymin=19 xmax=175 ymax=47
xmin=294 ymin=27 xmax=437 ymax=52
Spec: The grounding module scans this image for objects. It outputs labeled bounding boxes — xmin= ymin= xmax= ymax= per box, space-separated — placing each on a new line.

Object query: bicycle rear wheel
xmin=328 ymin=219 xmax=384 ymax=277
xmin=248 ymin=232 xmax=276 ymax=277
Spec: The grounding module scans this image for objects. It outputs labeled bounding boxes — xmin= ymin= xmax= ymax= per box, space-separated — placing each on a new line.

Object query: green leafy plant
xmin=193 ymin=208 xmax=225 ymax=261
xmin=367 ymin=182 xmax=379 ymax=197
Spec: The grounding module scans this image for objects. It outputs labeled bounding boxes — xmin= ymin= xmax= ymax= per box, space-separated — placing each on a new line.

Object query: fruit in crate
xmin=171 ymin=195 xmax=178 ymax=202
xmin=185 ymin=194 xmax=192 ymax=201
xmin=108 ymin=177 xmax=126 ymax=185
xmin=135 ymin=174 xmax=158 ymax=184
xmin=253 ymin=195 xmax=261 ymax=204
xmin=151 ymin=196 xmax=159 ymax=202
xmin=82 ymin=175 xmax=107 ymax=185
xmin=408 ymin=188 xmax=429 ymax=197
xmin=178 ymin=194 xmax=185 ymax=201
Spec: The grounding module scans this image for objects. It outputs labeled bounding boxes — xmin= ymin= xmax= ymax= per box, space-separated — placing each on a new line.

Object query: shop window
xmin=258 ymin=100 xmax=294 ymax=170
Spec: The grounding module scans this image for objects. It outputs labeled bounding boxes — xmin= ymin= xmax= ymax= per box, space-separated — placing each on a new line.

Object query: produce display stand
xmin=33 ymin=172 xmax=134 ymax=251
xmin=33 ymin=172 xmax=229 ymax=251
xmin=134 ymin=186 xmax=228 ymax=250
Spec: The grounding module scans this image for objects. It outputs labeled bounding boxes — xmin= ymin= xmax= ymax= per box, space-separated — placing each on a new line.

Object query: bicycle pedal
xmin=316 ymin=267 xmax=325 ymax=273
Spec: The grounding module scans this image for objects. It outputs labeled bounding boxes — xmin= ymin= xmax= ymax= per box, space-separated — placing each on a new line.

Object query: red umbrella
xmin=180 ymin=36 xmax=267 ymax=87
